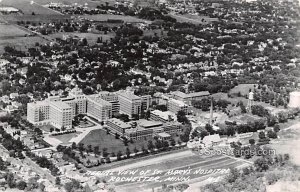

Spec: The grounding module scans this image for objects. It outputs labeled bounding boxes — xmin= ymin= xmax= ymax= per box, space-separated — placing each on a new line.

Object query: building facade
xmin=49 ymin=101 xmax=72 ymax=129
xmin=86 ymin=95 xmax=112 ymax=122
xmin=117 ymin=91 xmax=142 ymax=117
xmin=98 ymin=91 xmax=120 ymax=115
xmin=168 ymin=98 xmax=188 ymax=114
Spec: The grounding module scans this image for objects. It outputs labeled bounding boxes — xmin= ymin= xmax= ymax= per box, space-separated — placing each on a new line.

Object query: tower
xmin=247 ymin=91 xmax=254 ymax=112
xmin=209 ymin=98 xmax=213 ymax=125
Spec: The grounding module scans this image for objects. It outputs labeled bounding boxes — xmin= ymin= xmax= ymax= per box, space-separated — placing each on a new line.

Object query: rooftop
xmin=117 ymin=91 xmax=141 ymax=100
xmin=151 ymin=110 xmax=177 ymax=121
xmin=172 ymin=91 xmax=210 ymax=99
xmin=157 ymin=132 xmax=171 ymax=138
xmin=107 ymin=118 xmax=131 ymax=129
xmin=169 ymin=98 xmax=187 ymax=107
xmin=50 ymin=101 xmax=72 ymax=110
xmin=28 ymin=100 xmax=49 ymax=107
xmin=136 ymin=119 xmax=163 ymax=128
xmin=87 ymin=95 xmax=112 ymax=106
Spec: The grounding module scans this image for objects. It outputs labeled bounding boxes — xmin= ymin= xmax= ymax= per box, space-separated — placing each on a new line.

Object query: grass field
xmin=229 ymin=83 xmax=256 ymax=95
xmin=32 ymin=0 xmax=117 ymax=7
xmin=50 ymin=32 xmax=115 ymax=44
xmin=50 ymin=132 xmax=80 ymax=144
xmin=111 ymin=155 xmax=247 ymax=192
xmin=1 ymin=0 xmax=62 ymax=15
xmin=1 ymin=14 xmax=70 ymax=23
xmin=169 ymin=13 xmax=218 ymax=24
xmin=79 ymin=129 xmax=151 ymax=154
xmin=0 ymin=23 xmax=29 ymax=37
xmin=84 ymin=14 xmax=146 ymax=23
xmin=0 ymin=24 xmax=47 ymax=53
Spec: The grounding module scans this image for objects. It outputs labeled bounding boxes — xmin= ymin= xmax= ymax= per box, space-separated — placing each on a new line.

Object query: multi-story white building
xmin=150 ymin=110 xmax=177 ymax=122
xmin=86 ymin=94 xmax=112 ymax=122
xmin=168 ymin=98 xmax=188 ymax=114
xmin=49 ymin=101 xmax=72 ymax=129
xmin=27 ymin=101 xmax=50 ymax=126
xmin=171 ymin=91 xmax=210 ymax=105
xmin=106 ymin=118 xmax=182 ymax=141
xmin=117 ymin=91 xmax=142 ymax=117
xmin=68 ymin=86 xmax=87 ymax=115
xmin=141 ymin=95 xmax=151 ymax=111
xmin=98 ymin=91 xmax=120 ymax=115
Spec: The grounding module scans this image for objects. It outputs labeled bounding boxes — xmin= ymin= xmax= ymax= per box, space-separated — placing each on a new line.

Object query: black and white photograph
xmin=0 ymin=0 xmax=299 ymax=191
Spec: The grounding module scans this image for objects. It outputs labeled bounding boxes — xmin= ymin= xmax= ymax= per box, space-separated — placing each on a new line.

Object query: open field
xmin=31 ymin=0 xmax=117 ymax=7
xmin=79 ymin=129 xmax=151 ymax=154
xmin=50 ymin=132 xmax=80 ymax=144
xmin=0 ymin=23 xmax=29 ymax=37
xmin=268 ymin=116 xmax=300 ymax=166
xmin=169 ymin=13 xmax=218 ymax=24
xmin=0 ymin=24 xmax=47 ymax=53
xmin=1 ymin=0 xmax=62 ymax=15
xmin=1 ymin=14 xmax=70 ymax=23
xmin=229 ymin=83 xmax=256 ymax=95
xmin=84 ymin=14 xmax=146 ymax=23
xmin=50 ymin=32 xmax=115 ymax=44
xmin=103 ymin=154 xmax=248 ymax=192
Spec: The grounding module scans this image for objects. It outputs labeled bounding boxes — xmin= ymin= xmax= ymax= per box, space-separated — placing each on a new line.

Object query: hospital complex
xmin=27 ymin=87 xmax=209 ymax=140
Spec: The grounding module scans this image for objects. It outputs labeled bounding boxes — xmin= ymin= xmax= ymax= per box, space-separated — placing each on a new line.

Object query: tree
xmin=267 ymin=130 xmax=277 ymax=139
xmin=117 ymin=151 xmax=122 ymax=161
xmin=170 ymin=138 xmax=176 ymax=147
xmin=94 ymin=146 xmax=100 ymax=155
xmin=87 ymin=145 xmax=92 ymax=153
xmin=254 ymin=157 xmax=269 ymax=172
xmin=274 ymin=124 xmax=280 ymax=132
xmin=6 ymin=172 xmax=15 ymax=188
xmin=239 ymin=101 xmax=247 ymax=113
xmin=162 ymin=140 xmax=169 ymax=149
xmin=133 ymin=147 xmax=139 ymax=154
xmin=71 ymin=142 xmax=77 ymax=149
xmin=55 ymin=177 xmax=61 ymax=185
xmin=39 ymin=182 xmax=45 ymax=192
xmin=64 ymin=179 xmax=81 ymax=192
xmin=258 ymin=131 xmax=266 ymax=139
xmin=249 ymin=139 xmax=255 ymax=145
xmin=102 ymin=148 xmax=108 ymax=158
xmin=226 ymin=168 xmax=239 ymax=183
xmin=147 ymin=140 xmax=154 ymax=151
xmin=200 ymin=130 xmax=209 ymax=139
xmin=126 ymin=147 xmax=131 ymax=158
xmin=177 ymin=110 xmax=188 ymax=124
xmin=16 ymin=180 xmax=27 ymax=190
xmin=205 ymin=124 xmax=214 ymax=134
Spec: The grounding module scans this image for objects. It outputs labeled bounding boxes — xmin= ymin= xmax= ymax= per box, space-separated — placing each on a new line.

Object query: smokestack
xmin=209 ymin=98 xmax=213 ymax=125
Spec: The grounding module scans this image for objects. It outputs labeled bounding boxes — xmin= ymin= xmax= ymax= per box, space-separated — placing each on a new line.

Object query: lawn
xmin=229 ymin=83 xmax=256 ymax=96
xmin=50 ymin=132 xmax=80 ymax=144
xmin=0 ymin=35 xmax=47 ymax=54
xmin=50 ymin=32 xmax=115 ymax=44
xmin=0 ymin=24 xmax=48 ymax=53
xmin=169 ymin=13 xmax=218 ymax=24
xmin=1 ymin=14 xmax=70 ymax=23
xmin=32 ymin=0 xmax=117 ymax=7
xmin=1 ymin=0 xmax=62 ymax=15
xmin=0 ymin=24 xmax=29 ymax=37
xmin=79 ymin=129 xmax=150 ymax=154
xmin=84 ymin=14 xmax=146 ymax=23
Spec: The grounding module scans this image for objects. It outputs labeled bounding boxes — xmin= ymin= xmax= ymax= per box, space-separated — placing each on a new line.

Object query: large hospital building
xmin=27 ymin=88 xmax=151 ymax=129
